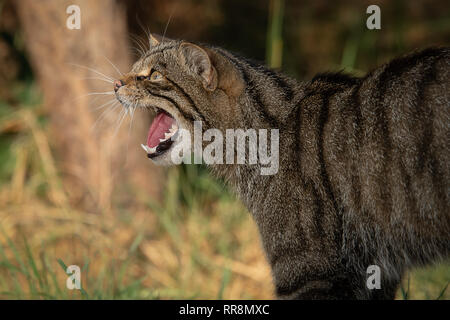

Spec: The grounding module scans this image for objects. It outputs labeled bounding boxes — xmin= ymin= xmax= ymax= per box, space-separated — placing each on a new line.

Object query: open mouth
xmin=141 ymin=108 xmax=179 ymax=158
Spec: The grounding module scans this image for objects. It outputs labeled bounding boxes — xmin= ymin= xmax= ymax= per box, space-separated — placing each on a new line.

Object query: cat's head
xmin=114 ymin=34 xmax=242 ymax=165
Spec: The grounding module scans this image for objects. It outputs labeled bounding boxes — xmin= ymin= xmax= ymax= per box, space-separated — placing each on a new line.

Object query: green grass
xmin=0 ymin=227 xmax=154 ymax=300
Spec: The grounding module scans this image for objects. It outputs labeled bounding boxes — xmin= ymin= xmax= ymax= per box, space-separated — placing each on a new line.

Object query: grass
xmin=266 ymin=0 xmax=285 ymax=68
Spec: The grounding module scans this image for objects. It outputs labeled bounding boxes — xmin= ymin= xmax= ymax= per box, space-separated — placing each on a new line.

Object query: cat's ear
xmin=149 ymin=33 xmax=161 ymax=47
xmin=180 ymin=42 xmax=218 ymax=91
xmin=149 ymin=33 xmax=174 ymax=46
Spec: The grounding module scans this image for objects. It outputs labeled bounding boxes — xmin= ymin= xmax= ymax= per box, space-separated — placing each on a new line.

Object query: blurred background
xmin=0 ymin=0 xmax=449 ymax=299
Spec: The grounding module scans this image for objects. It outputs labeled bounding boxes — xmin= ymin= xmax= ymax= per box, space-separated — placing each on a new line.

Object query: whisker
xmin=127 ymin=39 xmax=142 ymax=57
xmin=69 ymin=91 xmax=114 ymax=104
xmin=102 ymin=55 xmax=123 ymax=77
xmin=83 ymin=76 xmax=114 ymax=84
xmin=130 ymin=47 xmax=143 ymax=57
xmin=129 ymin=47 xmax=143 ymax=58
xmin=125 ymin=102 xmax=138 ymax=164
xmin=161 ymin=8 xmax=175 ymax=43
xmin=69 ymin=63 xmax=114 ymax=82
xmin=136 ymin=14 xmax=152 ymax=49
xmin=112 ymin=107 xmax=128 ymax=139
xmin=129 ymin=34 xmax=147 ymax=57
xmin=135 ymin=38 xmax=147 ymax=54
xmin=85 ymin=91 xmax=115 ymax=96
xmin=92 ymin=99 xmax=117 ymax=111
xmin=91 ymin=101 xmax=120 ymax=132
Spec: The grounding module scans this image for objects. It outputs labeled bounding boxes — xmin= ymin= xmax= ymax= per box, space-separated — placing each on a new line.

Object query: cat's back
xmin=334 ymin=47 xmax=450 ymax=271
xmin=355 ymin=46 xmax=449 ymax=214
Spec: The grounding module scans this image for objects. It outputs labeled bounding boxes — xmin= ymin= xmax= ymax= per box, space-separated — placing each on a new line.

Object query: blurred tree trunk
xmin=15 ymin=0 xmax=162 ymax=210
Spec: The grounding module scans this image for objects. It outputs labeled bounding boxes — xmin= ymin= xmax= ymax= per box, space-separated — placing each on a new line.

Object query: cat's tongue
xmin=147 ymin=111 xmax=175 ymax=148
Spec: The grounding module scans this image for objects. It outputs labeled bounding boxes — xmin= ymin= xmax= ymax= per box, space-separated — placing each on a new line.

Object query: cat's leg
xmin=273 ymin=262 xmax=361 ymax=300
xmin=276 ymin=274 xmax=401 ymax=299
xmin=273 ymin=258 xmax=402 ymax=299
xmin=279 ymin=279 xmax=358 ymax=300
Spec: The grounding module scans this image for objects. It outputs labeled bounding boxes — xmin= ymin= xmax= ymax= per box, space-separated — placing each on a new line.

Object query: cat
xmin=114 ymin=34 xmax=450 ymax=299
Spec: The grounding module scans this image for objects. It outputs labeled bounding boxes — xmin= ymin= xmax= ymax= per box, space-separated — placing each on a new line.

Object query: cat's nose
xmin=114 ymin=79 xmax=125 ymax=92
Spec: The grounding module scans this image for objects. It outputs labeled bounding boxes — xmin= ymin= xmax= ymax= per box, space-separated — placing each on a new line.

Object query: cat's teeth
xmin=164 ymin=131 xmax=177 ymax=139
xmin=159 ymin=138 xmax=166 ymax=143
xmin=140 ymin=144 xmax=156 ymax=154
xmin=169 ymin=124 xmax=178 ymax=133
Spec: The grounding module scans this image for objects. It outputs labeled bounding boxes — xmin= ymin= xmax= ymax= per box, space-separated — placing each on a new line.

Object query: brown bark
xmin=15 ymin=0 xmax=162 ymax=210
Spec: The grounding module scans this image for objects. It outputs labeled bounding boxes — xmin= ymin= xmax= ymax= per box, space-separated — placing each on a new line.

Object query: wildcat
xmin=114 ymin=34 xmax=449 ymax=299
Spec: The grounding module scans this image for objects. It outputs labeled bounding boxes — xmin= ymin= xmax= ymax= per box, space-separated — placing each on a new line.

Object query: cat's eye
xmin=136 ymin=71 xmax=163 ymax=82
xmin=149 ymin=71 xmax=163 ymax=81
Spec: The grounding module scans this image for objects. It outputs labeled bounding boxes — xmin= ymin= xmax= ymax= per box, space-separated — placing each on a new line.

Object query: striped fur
xmin=117 ymin=41 xmax=450 ymax=299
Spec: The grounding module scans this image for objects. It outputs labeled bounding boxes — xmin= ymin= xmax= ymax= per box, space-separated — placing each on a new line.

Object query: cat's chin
xmin=147 ymin=150 xmax=178 ymax=166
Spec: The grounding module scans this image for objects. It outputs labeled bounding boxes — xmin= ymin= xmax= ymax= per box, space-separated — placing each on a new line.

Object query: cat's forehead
xmin=131 ymin=54 xmax=160 ymax=74
xmin=131 ymin=42 xmax=179 ymax=74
